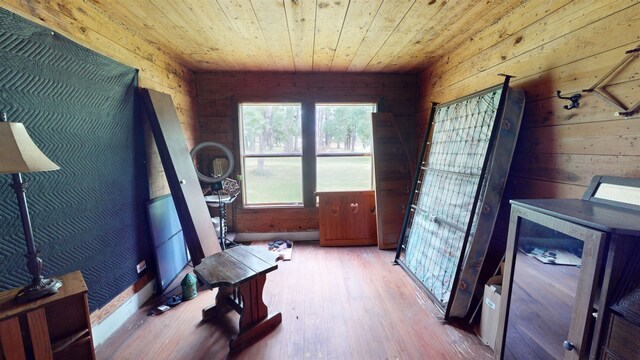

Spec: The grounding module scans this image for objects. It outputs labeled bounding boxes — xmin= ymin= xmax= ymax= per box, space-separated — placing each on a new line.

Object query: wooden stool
xmin=194 ymin=246 xmax=282 ymax=352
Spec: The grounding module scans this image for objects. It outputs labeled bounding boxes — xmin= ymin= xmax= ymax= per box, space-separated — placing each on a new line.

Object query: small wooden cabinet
xmin=495 ymin=177 xmax=640 ymax=360
xmin=601 ymin=314 xmax=640 ymax=359
xmin=496 ymin=204 xmax=640 ymax=358
xmin=0 ymin=271 xmax=95 ymax=360
xmin=317 ymin=190 xmax=377 ymax=246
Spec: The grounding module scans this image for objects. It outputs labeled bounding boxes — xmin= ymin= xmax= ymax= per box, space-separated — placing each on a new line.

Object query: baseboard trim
xmin=91 ymin=274 xmax=156 ymax=347
xmin=235 ymin=231 xmax=319 ymax=242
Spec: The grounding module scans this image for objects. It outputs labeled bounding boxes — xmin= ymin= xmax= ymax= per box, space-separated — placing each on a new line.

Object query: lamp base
xmin=16 ymin=277 xmax=63 ymax=303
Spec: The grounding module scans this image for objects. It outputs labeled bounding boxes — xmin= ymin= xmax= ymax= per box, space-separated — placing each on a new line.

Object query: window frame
xmin=238 ymin=101 xmax=377 ymax=208
xmin=315 ymin=103 xmax=376 ymax=193
xmin=238 ymin=102 xmax=304 ymax=208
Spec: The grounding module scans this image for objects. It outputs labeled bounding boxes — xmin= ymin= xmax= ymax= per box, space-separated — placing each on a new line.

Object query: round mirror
xmin=190 ymin=141 xmax=234 ymax=184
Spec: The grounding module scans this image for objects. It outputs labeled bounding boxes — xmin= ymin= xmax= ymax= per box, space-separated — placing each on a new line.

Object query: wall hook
xmin=556 ymin=91 xmax=581 ymax=110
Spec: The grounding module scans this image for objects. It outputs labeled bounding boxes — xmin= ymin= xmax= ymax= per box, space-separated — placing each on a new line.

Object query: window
xmin=316 ymin=104 xmax=375 ymax=192
xmin=239 ymin=104 xmax=303 ymax=205
xmin=239 ymin=102 xmax=376 ymax=207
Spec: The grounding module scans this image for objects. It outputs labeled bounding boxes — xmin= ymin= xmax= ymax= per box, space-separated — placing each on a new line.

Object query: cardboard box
xmin=480 ymin=283 xmax=502 ymax=350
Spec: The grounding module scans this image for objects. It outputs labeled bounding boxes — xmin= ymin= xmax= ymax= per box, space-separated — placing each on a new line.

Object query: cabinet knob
xmin=350 ymin=203 xmax=359 ymax=213
xmin=562 ymin=340 xmax=575 ymax=351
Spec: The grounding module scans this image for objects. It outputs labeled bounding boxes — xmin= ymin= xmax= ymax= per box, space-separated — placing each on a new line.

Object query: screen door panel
xmin=397 ymin=80 xmax=525 ymax=319
xmin=403 ymin=87 xmax=503 ymax=305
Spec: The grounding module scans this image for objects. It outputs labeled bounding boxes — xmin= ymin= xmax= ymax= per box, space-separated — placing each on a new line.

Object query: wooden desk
xmin=194 ymin=246 xmax=282 ymax=352
xmin=0 ymin=271 xmax=95 ymax=360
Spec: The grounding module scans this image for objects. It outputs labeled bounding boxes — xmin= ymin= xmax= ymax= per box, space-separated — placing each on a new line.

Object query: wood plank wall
xmin=418 ymin=0 xmax=640 ymax=200
xmin=417 ymin=1 xmax=640 ymax=277
xmin=195 ymin=72 xmax=417 ymax=233
xmin=0 ymin=0 xmax=198 ymax=199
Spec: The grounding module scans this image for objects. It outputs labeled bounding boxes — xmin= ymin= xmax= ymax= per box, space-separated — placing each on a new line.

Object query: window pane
xmin=243 ymin=157 xmax=303 ymax=205
xmin=317 ymin=156 xmax=373 ymax=192
xmin=316 ymin=104 xmax=375 ymax=154
xmin=241 ymin=104 xmax=302 ymax=155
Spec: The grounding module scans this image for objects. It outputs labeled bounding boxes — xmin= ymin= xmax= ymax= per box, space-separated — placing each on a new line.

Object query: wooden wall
xmin=416 ymin=1 xmax=640 ymax=283
xmin=418 ymin=0 xmax=640 ymax=200
xmin=195 ymin=72 xmax=417 ymax=233
xmin=0 ymin=0 xmax=198 ymax=199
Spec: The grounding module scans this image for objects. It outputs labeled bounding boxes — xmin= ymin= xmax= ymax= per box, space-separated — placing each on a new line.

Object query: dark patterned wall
xmin=0 ymin=9 xmax=150 ymax=311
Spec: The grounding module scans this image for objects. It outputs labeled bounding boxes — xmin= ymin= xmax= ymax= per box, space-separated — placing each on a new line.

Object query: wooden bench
xmin=193 ymin=246 xmax=282 ymax=352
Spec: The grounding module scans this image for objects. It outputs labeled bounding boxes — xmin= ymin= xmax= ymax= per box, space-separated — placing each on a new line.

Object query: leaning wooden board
xmin=372 ymin=113 xmax=413 ymax=250
xmin=141 ymin=88 xmax=221 ymax=265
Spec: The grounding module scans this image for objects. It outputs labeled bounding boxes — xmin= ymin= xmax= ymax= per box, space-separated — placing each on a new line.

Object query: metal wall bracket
xmin=556 ymin=90 xmax=581 ymax=110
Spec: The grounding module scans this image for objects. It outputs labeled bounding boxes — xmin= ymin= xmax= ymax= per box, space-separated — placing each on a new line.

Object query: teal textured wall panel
xmin=0 ymin=8 xmax=150 ymax=311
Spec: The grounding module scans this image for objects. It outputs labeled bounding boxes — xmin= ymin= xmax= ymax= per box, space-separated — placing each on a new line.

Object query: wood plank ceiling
xmin=91 ymin=0 xmax=526 ymax=73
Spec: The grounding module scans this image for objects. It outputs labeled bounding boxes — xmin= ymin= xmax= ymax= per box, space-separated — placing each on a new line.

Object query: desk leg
xmin=230 ymin=274 xmax=282 ymax=352
xmin=202 ymin=286 xmax=234 ymax=321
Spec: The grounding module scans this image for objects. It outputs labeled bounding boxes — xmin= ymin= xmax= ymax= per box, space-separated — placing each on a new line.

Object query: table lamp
xmin=0 ymin=113 xmax=62 ymax=302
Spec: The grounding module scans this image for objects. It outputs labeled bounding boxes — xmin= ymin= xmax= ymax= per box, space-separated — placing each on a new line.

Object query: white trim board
xmin=235 ymin=231 xmax=319 ymax=242
xmin=91 ymin=279 xmax=155 ymax=347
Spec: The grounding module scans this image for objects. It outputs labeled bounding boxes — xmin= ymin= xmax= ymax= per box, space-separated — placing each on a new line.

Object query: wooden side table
xmin=0 ymin=271 xmax=95 ymax=360
xmin=194 ymin=246 xmax=282 ymax=352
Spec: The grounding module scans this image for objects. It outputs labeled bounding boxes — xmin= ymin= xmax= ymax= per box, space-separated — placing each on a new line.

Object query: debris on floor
xmin=268 ymin=239 xmax=293 ymax=261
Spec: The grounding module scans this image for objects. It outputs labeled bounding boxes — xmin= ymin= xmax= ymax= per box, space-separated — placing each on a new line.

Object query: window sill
xmin=242 ymin=204 xmax=306 ymax=210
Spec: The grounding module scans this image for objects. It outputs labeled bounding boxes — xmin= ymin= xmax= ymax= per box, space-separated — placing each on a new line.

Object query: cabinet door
xmin=496 ymin=206 xmax=606 ymax=360
xmin=352 ymin=191 xmax=376 ymax=242
xmin=318 ymin=191 xmax=376 ymax=246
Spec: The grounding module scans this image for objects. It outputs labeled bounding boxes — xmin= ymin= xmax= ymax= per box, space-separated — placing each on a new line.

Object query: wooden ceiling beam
xmin=364 ymin=0 xmax=454 ymax=72
xmin=347 ymin=0 xmax=415 ymax=72
xmin=312 ymin=0 xmax=349 ymax=71
xmin=250 ymin=0 xmax=295 ymax=71
xmin=384 ymin=0 xmax=518 ymax=73
xmin=329 ymin=0 xmax=383 ymax=72
xmin=216 ymin=0 xmax=276 ymax=71
xmin=284 ymin=0 xmax=317 ymax=72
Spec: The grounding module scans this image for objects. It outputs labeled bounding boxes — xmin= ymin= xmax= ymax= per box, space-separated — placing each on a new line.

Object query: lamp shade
xmin=0 ymin=122 xmax=59 ymax=174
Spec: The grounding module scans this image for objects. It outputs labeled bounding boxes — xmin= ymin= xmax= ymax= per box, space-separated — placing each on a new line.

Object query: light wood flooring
xmin=96 ymin=242 xmax=492 ymax=359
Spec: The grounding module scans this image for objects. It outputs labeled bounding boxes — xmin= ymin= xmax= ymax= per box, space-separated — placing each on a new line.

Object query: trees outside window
xmin=239 ymin=102 xmax=375 ymax=206
xmin=316 ymin=104 xmax=375 ymax=192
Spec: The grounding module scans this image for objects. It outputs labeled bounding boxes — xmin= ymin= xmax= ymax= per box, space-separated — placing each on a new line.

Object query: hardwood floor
xmin=96 ymin=242 xmax=492 ymax=359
